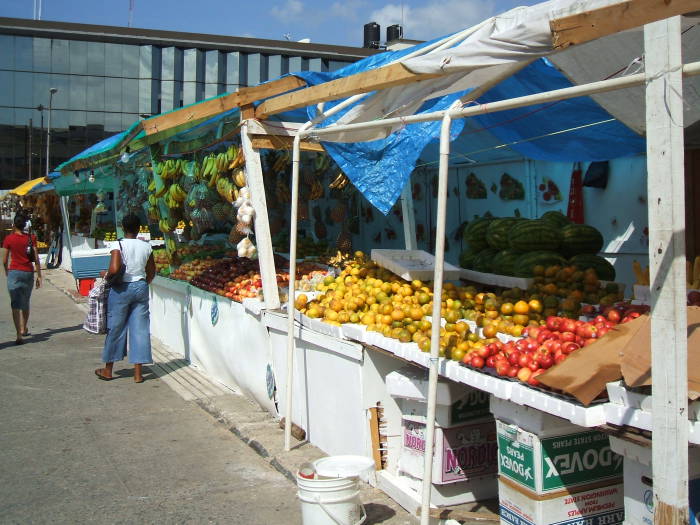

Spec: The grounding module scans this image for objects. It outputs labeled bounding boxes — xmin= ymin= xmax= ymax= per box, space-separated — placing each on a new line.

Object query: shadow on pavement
xmin=0 ymin=324 xmax=85 ymax=349
xmin=364 ymin=503 xmax=397 ymax=524
xmin=113 ymin=366 xmax=158 ymax=382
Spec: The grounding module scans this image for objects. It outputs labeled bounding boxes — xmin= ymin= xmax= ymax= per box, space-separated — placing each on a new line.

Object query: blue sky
xmin=1 ymin=0 xmax=540 ymax=47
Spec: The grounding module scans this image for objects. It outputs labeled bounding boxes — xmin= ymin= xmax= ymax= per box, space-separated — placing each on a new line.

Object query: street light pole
xmin=46 ymin=88 xmax=57 ymax=179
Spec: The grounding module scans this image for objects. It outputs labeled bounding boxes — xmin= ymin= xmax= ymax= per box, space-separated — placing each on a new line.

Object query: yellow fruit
xmin=513 ymin=300 xmax=530 ymax=315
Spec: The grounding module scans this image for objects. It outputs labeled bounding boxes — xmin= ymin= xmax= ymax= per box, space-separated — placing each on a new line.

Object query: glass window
xmin=183 ymin=49 xmax=203 ymax=82
xmin=204 ymin=83 xmax=218 ymax=100
xmin=0 ymin=71 xmax=13 ymax=105
xmin=139 ymin=45 xmax=153 ymax=79
xmin=32 ymin=72 xmax=49 ymax=108
xmin=123 ymin=45 xmax=139 ymax=78
xmin=49 ymin=109 xmax=68 ymax=132
xmin=205 ymin=50 xmax=222 ymax=84
xmin=138 ymin=79 xmax=153 ymax=116
xmin=104 ymin=112 xmax=122 ymax=132
xmin=85 ymin=111 xmax=104 ymax=130
xmin=226 ymin=52 xmax=241 ymax=86
xmin=69 ymin=110 xmax=87 ymax=128
xmin=69 ymin=75 xmax=87 ymax=110
xmin=105 ymin=79 xmax=122 ymax=112
xmin=33 ymin=38 xmax=51 ymax=73
xmin=0 ymin=35 xmax=14 ymax=69
xmin=86 ymin=76 xmax=105 ymax=112
xmin=160 ymin=80 xmax=174 ymax=111
xmin=122 ymin=113 xmax=135 ymax=131
xmin=51 ymin=39 xmax=70 ymax=74
xmin=288 ymin=56 xmax=302 ymax=74
xmin=50 ymin=74 xmax=70 ymax=109
xmin=246 ymin=53 xmax=261 ymax=87
xmin=15 ymin=107 xmax=33 ymax=126
xmin=14 ymin=37 xmax=32 ymax=71
xmin=87 ymin=42 xmax=105 ymax=76
xmin=161 ymin=47 xmax=174 ymax=81
xmin=122 ymin=78 xmax=138 ymax=113
xmin=15 ymin=72 xmax=33 ymax=107
xmin=267 ymin=55 xmax=283 ymax=80
xmin=105 ymin=43 xmax=123 ymax=77
xmin=69 ymin=41 xmax=88 ymax=74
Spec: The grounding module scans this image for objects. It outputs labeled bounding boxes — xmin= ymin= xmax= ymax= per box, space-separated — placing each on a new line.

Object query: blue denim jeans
xmin=102 ymin=280 xmax=151 ymax=364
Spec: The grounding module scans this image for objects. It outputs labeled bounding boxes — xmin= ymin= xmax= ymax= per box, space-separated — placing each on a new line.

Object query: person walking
xmin=2 ymin=214 xmax=42 ymax=344
xmin=94 ymin=214 xmax=155 ymax=383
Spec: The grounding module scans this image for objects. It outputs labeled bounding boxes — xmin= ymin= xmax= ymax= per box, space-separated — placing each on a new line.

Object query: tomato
xmin=508 ymin=351 xmax=521 ymax=366
xmin=477 ymin=346 xmax=491 ymax=359
xmin=607 ymin=309 xmax=621 ymax=323
xmin=496 ymin=362 xmax=510 ymax=376
xmin=470 ymin=355 xmax=485 ymax=369
xmin=561 ymin=319 xmax=577 ymax=333
xmin=594 ymin=315 xmax=607 ymax=325
xmin=507 ymin=366 xmax=519 ymax=378
xmin=539 ymin=354 xmax=554 ymax=369
xmin=560 ymin=331 xmax=576 ymax=342
xmin=546 ymin=317 xmax=562 ymax=331
xmin=528 ymin=360 xmax=539 ymax=372
xmin=486 ymin=355 xmax=497 ymax=368
xmin=561 ymin=342 xmax=580 ymax=354
xmin=518 ymin=354 xmax=532 ymax=368
xmin=517 ymin=367 xmax=532 ymax=382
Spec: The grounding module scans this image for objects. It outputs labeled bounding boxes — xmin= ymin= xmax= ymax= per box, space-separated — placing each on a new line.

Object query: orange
xmin=482 ymin=324 xmax=498 ymax=338
xmin=513 ymin=300 xmax=530 ymax=315
xmin=527 ymin=299 xmax=543 ymax=313
xmin=500 ymin=302 xmax=514 ymax=315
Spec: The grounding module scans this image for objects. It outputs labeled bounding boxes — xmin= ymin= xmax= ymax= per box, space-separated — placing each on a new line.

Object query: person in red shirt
xmin=2 ymin=214 xmax=42 ymax=344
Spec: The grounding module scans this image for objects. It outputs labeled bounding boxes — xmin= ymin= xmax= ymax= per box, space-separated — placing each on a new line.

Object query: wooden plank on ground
xmin=255 ymin=63 xmax=442 ymax=119
xmin=551 ymin=0 xmax=700 ymax=49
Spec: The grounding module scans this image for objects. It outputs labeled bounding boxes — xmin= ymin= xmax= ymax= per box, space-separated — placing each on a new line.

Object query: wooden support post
xmin=241 ymin=122 xmax=280 ymax=310
xmin=400 ymin=175 xmax=417 ymax=250
xmin=645 ymin=17 xmax=689 ymax=525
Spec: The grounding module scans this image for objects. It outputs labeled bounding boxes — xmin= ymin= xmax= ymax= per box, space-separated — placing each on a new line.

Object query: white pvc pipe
xmin=419 ymin=101 xmax=459 ymax=525
xmin=284 ymin=121 xmax=312 ymax=451
xmin=301 ymin=61 xmax=700 ymax=140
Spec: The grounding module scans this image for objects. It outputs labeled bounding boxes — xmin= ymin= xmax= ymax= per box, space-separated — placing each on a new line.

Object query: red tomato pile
xmin=462 ymin=309 xmax=642 ymax=386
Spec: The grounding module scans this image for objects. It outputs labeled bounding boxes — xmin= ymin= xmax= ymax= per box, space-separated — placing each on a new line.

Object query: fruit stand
xmin=50 ymin=1 xmax=700 ymax=523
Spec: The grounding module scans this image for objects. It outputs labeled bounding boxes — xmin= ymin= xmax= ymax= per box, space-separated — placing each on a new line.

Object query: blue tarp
xmin=290 ymin=45 xmax=644 ymax=214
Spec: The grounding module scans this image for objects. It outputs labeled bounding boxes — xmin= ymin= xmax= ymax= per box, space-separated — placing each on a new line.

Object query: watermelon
xmin=459 ymin=250 xmax=478 ymax=269
xmin=491 ymin=249 xmax=524 ymax=276
xmin=569 ymin=254 xmax=616 ymax=281
xmin=472 ymin=248 xmax=500 ymax=273
xmin=486 ymin=218 xmax=523 ymax=250
xmin=560 ymin=224 xmax=604 ymax=257
xmin=540 ymin=210 xmax=571 ymax=229
xmin=514 ymin=251 xmax=568 ymax=277
xmin=508 ymin=220 xmax=562 ymax=252
xmin=463 ymin=216 xmax=495 ymax=253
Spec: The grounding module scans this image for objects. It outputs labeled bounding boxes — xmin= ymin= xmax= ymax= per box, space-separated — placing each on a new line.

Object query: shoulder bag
xmin=105 ymin=240 xmax=126 ymax=286
xmin=26 ymin=231 xmax=36 ymax=263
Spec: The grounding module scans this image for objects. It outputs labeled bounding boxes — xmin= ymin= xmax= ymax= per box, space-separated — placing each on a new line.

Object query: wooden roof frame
xmin=255 ymin=0 xmax=700 ymax=120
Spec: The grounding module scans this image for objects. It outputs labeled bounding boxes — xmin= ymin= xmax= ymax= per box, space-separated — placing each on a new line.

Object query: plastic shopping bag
xmin=83 ymin=279 xmax=110 ymax=334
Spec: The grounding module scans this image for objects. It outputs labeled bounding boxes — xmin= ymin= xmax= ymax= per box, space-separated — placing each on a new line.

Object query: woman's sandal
xmin=94 ymin=368 xmax=114 ymax=381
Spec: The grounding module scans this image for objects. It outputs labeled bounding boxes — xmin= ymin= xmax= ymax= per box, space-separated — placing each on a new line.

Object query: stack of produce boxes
xmin=491 ymin=397 xmax=625 ymax=525
xmin=387 ymin=368 xmax=498 ymax=506
xmin=609 ymin=437 xmax=700 ymax=525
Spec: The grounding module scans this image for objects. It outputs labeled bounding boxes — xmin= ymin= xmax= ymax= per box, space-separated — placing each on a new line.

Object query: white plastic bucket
xmin=297 ymin=473 xmax=366 ymax=525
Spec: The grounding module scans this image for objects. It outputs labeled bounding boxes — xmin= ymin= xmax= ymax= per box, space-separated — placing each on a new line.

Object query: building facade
xmin=0 ymin=17 xmax=376 ymax=189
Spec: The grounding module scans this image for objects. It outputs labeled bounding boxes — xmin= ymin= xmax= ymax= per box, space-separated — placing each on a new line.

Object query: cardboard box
xmin=609 ymin=437 xmax=700 ymax=525
xmin=399 ymin=418 xmax=498 ymax=484
xmin=388 ymin=368 xmax=491 ymax=426
xmin=499 ymin=477 xmax=624 ymax=525
xmin=497 ymin=420 xmax=622 ymax=495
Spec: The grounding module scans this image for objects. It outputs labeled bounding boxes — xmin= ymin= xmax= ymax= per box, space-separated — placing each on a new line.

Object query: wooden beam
xmin=251 ymin=135 xmax=325 ymax=152
xmin=255 ymin=63 xmax=441 ymax=119
xmin=237 ymin=75 xmax=306 ymax=106
xmin=143 ymin=92 xmax=240 ymax=136
xmin=551 ymin=0 xmax=700 ymax=49
xmin=142 ymin=75 xmax=306 ymax=138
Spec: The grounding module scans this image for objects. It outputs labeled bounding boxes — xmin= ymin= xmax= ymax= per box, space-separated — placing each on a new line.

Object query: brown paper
xmin=620 ymin=306 xmax=700 ymax=399
xmin=538 ymin=308 xmax=700 ymax=405
xmin=537 ymin=317 xmax=646 ymax=406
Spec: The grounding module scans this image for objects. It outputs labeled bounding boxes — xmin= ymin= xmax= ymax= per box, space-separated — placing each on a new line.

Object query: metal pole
xmin=645 ymin=17 xmax=689 ymax=525
xmin=284 ymin=122 xmax=311 ymax=451
xmin=419 ymin=101 xmax=458 ymax=525
xmin=28 ymin=118 xmax=32 ymax=181
xmin=46 ymin=88 xmax=57 ymax=179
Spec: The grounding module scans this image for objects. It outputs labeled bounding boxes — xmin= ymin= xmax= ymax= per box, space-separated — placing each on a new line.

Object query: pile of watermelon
xmin=459 ymin=211 xmax=615 ymax=280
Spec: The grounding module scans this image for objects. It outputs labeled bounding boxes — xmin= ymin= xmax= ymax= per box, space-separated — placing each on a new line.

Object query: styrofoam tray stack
xmin=459 ymin=268 xmax=534 ymax=289
xmin=371 ymin=249 xmax=461 ymax=281
xmin=508 ymin=382 xmax=608 ymax=427
xmin=341 ymin=323 xmax=367 ymax=343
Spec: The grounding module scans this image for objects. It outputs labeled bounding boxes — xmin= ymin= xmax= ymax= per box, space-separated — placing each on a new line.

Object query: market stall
xmin=49 ymin=1 xmax=700 ymax=522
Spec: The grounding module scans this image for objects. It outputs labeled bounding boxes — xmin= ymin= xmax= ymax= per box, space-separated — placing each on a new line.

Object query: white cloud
xmin=369 ymin=0 xmax=496 ymax=42
xmin=271 ymin=0 xmax=304 ymax=20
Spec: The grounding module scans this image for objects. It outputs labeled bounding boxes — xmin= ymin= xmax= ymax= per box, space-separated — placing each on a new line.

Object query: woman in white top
xmin=95 ymin=214 xmax=155 ymax=383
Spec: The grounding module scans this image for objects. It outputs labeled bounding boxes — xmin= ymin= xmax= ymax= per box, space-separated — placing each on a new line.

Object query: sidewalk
xmin=42 ymin=268 xmax=417 ymax=525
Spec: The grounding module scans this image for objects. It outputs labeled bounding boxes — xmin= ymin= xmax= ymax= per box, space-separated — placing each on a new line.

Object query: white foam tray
xmin=459 ymin=268 xmax=534 ymax=289
xmin=371 ymin=249 xmax=461 ymax=281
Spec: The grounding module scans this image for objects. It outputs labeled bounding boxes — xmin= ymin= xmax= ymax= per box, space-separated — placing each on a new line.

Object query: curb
xmin=44 ymin=274 xmax=87 ymax=305
xmin=195 ymin=398 xmax=298 ymax=483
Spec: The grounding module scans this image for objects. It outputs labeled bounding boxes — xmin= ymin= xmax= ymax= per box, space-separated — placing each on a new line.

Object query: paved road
xmin=0 ymin=270 xmax=301 ymax=524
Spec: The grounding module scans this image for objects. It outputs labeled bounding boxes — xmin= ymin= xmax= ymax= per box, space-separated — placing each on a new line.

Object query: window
xmin=122 ymin=45 xmax=139 ymax=78
xmin=14 ymin=37 xmax=32 ymax=71
xmin=105 ymin=43 xmax=123 ymax=77
xmin=69 ymin=41 xmax=88 ymax=75
xmin=51 ymin=39 xmax=70 ymax=74
xmin=86 ymin=76 xmax=105 ymax=112
xmin=33 ymin=38 xmax=51 ymax=73
xmin=0 ymin=35 xmax=14 ymax=69
xmin=87 ymin=42 xmax=105 ymax=76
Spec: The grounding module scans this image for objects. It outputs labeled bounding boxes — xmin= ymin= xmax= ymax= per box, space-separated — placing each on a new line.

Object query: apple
xmin=477 ymin=346 xmax=491 ymax=359
xmin=607 ymin=309 xmax=621 ymax=323
xmin=518 ymin=353 xmax=532 ymax=368
xmin=598 ymin=327 xmax=610 ymax=338
xmin=528 ymin=360 xmax=540 ymax=372
xmin=486 ymin=355 xmax=497 ymax=368
xmin=594 ymin=315 xmax=607 ymax=325
xmin=470 ymin=355 xmax=485 ymax=369
xmin=496 ymin=362 xmax=510 ymax=376
xmin=507 ymin=366 xmax=519 ymax=378
xmin=508 ymin=351 xmax=521 ymax=366
xmin=546 ymin=317 xmax=562 ymax=331
xmin=560 ymin=331 xmax=576 ymax=342
xmin=555 ymin=353 xmax=567 ymax=364
xmin=528 ymin=369 xmax=545 ymax=386
xmin=561 ymin=341 xmax=580 ymax=354
xmin=561 ymin=318 xmax=577 ymax=333
xmin=539 ymin=354 xmax=554 ymax=369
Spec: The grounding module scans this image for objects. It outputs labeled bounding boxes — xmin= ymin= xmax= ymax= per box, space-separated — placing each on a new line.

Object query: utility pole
xmin=46 ymin=88 xmax=57 ymax=178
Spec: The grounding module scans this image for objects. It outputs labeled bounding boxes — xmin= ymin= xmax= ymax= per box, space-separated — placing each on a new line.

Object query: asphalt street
xmin=0 ymin=269 xmax=302 ymax=524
